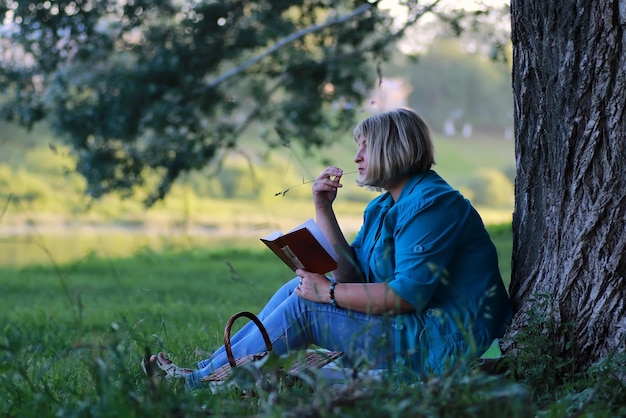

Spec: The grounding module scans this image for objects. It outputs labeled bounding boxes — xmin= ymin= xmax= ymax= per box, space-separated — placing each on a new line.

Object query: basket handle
xmin=224 ymin=311 xmax=273 ymax=368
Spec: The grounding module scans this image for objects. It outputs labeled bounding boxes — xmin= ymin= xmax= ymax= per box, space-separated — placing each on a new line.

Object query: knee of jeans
xmin=280 ymin=290 xmax=314 ymax=316
xmin=275 ymin=277 xmax=300 ymax=298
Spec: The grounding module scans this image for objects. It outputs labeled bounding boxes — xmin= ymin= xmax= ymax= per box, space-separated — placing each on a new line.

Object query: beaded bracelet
xmin=329 ymin=280 xmax=340 ymax=308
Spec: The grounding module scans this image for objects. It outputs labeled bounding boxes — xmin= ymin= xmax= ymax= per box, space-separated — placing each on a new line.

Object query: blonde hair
xmin=353 ymin=108 xmax=435 ymax=190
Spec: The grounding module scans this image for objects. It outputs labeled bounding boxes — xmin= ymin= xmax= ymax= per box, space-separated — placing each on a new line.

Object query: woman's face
xmin=354 ymin=136 xmax=368 ymax=182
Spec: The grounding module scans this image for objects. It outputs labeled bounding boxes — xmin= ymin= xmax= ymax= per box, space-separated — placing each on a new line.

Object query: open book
xmin=260 ymin=218 xmax=339 ymax=274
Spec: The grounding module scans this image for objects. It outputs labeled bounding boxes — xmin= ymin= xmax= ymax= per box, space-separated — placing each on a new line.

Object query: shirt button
xmin=413 ymin=245 xmax=424 ymax=253
xmin=426 ymin=308 xmax=436 ymax=317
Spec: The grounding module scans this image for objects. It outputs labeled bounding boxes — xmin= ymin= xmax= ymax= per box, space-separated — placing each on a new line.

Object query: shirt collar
xmin=395 ymin=171 xmax=431 ymax=203
xmin=372 ymin=170 xmax=432 ymax=209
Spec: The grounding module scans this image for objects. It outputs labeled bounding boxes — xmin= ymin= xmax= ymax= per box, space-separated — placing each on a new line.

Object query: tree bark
xmin=509 ymin=0 xmax=626 ymax=366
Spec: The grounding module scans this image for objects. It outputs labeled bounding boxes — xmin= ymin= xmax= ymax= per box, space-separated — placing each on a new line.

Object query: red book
xmin=260 ymin=219 xmax=339 ymax=274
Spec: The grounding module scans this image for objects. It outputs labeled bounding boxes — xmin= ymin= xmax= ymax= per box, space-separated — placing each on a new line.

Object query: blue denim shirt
xmin=352 ymin=170 xmax=512 ymax=375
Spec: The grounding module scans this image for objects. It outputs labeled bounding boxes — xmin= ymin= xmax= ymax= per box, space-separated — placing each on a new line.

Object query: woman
xmin=149 ymin=108 xmax=512 ymax=388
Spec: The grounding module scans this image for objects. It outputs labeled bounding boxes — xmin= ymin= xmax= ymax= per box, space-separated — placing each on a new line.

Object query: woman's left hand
xmin=294 ymin=269 xmax=332 ymax=303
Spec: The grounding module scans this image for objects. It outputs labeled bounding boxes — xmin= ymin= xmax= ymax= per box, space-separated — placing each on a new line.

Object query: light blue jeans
xmin=186 ymin=277 xmax=397 ymax=388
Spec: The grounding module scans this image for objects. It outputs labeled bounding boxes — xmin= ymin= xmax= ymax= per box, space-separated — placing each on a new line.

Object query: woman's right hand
xmin=312 ymin=166 xmax=343 ymax=210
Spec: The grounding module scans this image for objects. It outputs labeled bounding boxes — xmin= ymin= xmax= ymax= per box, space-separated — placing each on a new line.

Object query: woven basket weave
xmin=201 ymin=311 xmax=342 ymax=382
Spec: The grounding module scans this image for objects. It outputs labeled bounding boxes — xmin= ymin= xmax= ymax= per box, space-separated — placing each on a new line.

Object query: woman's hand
xmin=312 ymin=166 xmax=343 ymax=210
xmin=294 ymin=269 xmax=333 ymax=304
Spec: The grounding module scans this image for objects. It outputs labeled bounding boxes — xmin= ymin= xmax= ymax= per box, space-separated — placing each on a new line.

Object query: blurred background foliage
xmin=1 ymin=0 xmax=393 ymax=204
xmin=402 ymin=38 xmax=513 ymax=134
xmin=0 ymin=0 xmax=512 ymax=204
xmin=0 ymin=0 xmax=514 ymax=266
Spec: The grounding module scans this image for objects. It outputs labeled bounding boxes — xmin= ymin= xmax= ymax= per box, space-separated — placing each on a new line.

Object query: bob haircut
xmin=353 ymin=108 xmax=435 ymax=190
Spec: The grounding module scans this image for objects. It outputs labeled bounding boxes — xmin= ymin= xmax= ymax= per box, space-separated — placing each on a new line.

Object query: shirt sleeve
xmin=387 ymin=196 xmax=471 ymax=312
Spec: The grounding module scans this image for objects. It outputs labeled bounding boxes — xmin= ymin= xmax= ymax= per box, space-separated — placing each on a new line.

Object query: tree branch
xmin=191 ymin=1 xmax=443 ymax=103
xmin=283 ymin=1 xmax=443 ymax=72
xmin=205 ymin=4 xmax=375 ymax=88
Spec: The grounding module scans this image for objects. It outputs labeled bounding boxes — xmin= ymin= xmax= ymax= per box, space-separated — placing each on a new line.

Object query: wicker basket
xmin=201 ymin=311 xmax=343 ymax=382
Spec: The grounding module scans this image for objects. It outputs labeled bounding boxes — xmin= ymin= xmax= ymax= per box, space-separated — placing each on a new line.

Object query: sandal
xmin=152 ymin=352 xmax=194 ymax=380
xmin=141 ymin=351 xmax=193 ymax=381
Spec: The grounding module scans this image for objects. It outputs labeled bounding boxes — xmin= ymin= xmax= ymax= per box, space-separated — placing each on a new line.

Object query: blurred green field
xmin=0 ymin=122 xmax=514 ymax=269
xmin=1 ymin=248 xmax=287 ymax=348
xmin=1 ymin=223 xmax=512 ymax=369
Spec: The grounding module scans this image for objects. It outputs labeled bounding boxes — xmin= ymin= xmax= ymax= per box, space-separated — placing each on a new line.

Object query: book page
xmin=280 ymin=245 xmax=306 ymax=270
xmin=263 ymin=230 xmax=283 ymax=241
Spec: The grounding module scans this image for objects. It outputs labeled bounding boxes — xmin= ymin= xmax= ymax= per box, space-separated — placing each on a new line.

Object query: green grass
xmin=1 ymin=248 xmax=287 ymax=416
xmin=489 ymin=223 xmax=513 ymax=286
xmin=2 ymin=231 xmax=625 ymax=417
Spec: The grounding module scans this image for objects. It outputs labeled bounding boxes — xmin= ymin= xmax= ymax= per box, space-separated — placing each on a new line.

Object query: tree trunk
xmin=509 ymin=0 xmax=626 ymax=367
